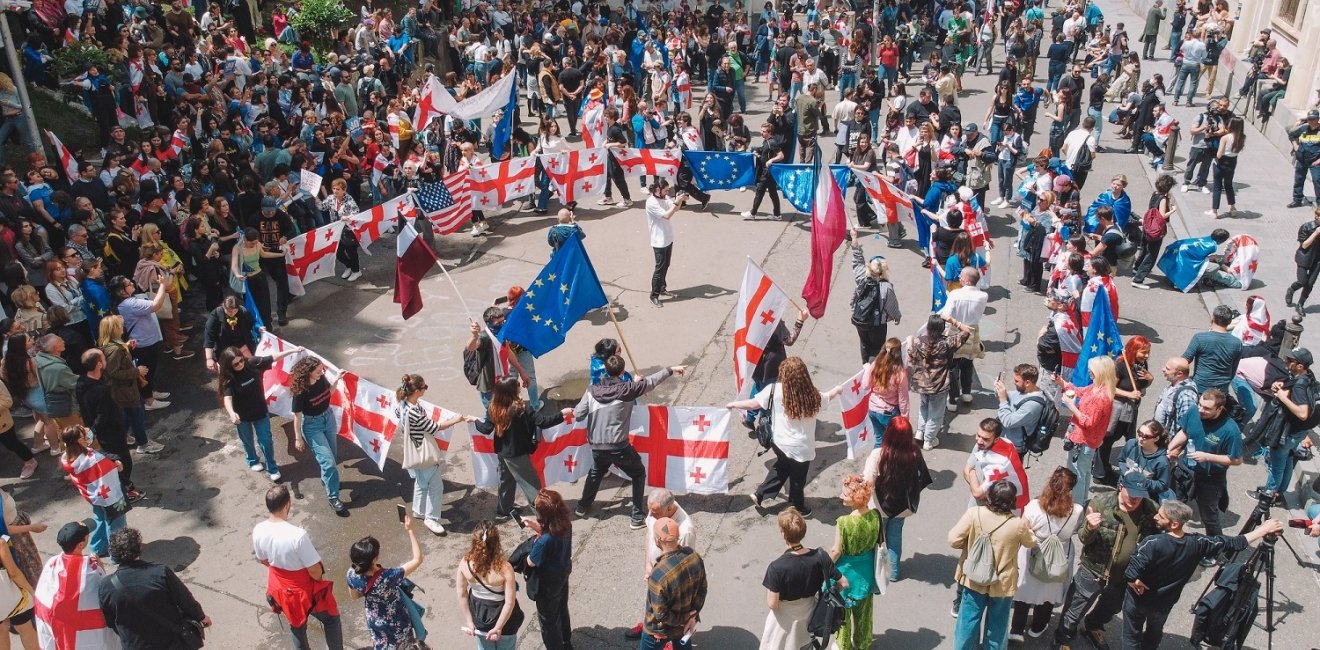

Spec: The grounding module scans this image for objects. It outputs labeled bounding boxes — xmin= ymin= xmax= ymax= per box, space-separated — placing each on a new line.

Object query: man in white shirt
xmin=940 ymin=266 xmax=989 ymax=408
xmin=645 ymin=180 xmax=687 ymax=307
xmin=624 ymin=489 xmax=697 ymax=639
xmin=253 ymin=485 xmax=342 ymax=650
xmin=1059 ymin=115 xmax=1099 ymax=187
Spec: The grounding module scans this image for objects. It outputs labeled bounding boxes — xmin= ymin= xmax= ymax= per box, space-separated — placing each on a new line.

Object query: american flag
xmin=416 ymin=171 xmax=474 ymax=235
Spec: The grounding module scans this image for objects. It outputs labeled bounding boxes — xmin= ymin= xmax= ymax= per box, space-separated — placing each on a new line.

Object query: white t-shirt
xmin=940 ymin=285 xmax=989 ymax=326
xmin=645 ymin=504 xmax=696 ymax=568
xmin=1061 ymin=128 xmax=1097 ymax=169
xmin=754 ymin=384 xmax=824 ymax=463
xmin=645 ymin=196 xmax=675 ymax=248
xmin=252 ymin=520 xmax=322 ymax=571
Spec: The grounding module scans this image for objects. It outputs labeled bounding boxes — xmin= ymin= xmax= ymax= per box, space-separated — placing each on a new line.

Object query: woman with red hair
xmin=1095 ymin=335 xmax=1153 ymax=485
xmin=863 ymin=416 xmax=932 ymax=582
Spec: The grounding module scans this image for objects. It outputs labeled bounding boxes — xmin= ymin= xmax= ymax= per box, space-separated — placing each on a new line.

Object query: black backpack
xmin=806 ymin=551 xmax=847 ymax=648
xmin=851 ymin=279 xmax=887 ymax=327
xmin=462 ymin=348 xmax=482 ymax=386
xmin=1021 ymin=395 xmax=1063 ymax=455
xmin=1071 ymin=140 xmax=1094 ymax=172
xmin=754 ymin=389 xmax=776 ymax=452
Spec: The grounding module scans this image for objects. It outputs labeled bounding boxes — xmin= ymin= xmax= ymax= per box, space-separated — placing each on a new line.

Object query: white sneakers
xmin=945 ymin=402 xmax=958 ymax=412
xmin=423 ymin=519 xmax=447 ymax=535
xmin=346 ymin=271 xmax=362 ymax=282
xmin=961 ymin=394 xmax=973 ymax=404
xmin=341 ymin=269 xmax=353 ymax=279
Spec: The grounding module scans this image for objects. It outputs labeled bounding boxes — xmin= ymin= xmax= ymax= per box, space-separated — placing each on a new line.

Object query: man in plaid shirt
xmin=1153 ymin=357 xmax=1199 ymax=438
xmin=642 ymin=518 xmax=707 ymax=649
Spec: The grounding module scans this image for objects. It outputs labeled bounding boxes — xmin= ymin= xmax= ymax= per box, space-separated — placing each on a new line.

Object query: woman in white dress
xmin=1009 ymin=466 xmax=1083 ymax=642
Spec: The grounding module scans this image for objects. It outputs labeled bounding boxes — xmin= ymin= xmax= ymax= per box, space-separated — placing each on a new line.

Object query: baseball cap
xmin=1309 ymin=110 xmax=1320 ymax=120
xmin=56 ymin=521 xmax=91 ymax=553
xmin=1284 ymin=347 xmax=1314 ymax=367
xmin=1119 ymin=470 xmax=1151 ymax=499
xmin=260 ymin=197 xmax=278 ymax=212
xmin=965 ymin=122 xmax=979 ymax=132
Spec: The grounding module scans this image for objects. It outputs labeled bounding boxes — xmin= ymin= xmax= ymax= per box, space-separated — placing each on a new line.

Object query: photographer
xmin=645 ymin=180 xmax=688 ymax=308
xmin=1122 ymin=500 xmax=1284 ymax=649
xmin=1247 ymin=347 xmax=1315 ymax=503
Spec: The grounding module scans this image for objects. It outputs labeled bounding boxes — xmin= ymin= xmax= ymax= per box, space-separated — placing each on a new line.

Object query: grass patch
xmin=5 ymin=88 xmax=101 ymax=173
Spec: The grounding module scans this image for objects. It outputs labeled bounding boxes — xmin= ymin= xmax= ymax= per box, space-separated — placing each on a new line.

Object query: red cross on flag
xmin=468 ymin=423 xmax=500 ymax=489
xmin=156 ymin=129 xmax=188 ymax=162
xmin=45 ymin=130 xmax=80 ymax=182
xmin=1227 ymin=234 xmax=1260 ymax=289
xmin=834 ymin=365 xmax=876 ymax=460
xmin=530 ymin=412 xmax=592 ymax=486
xmin=413 ymin=75 xmax=445 ymax=133
xmin=416 ymin=400 xmax=459 ymax=454
xmin=284 ymin=221 xmax=345 ymax=297
xmin=732 ymin=259 xmax=791 ymax=398
xmin=329 ymin=372 xmax=398 ymax=471
xmin=678 ymin=125 xmax=703 ymax=151
xmin=582 ymin=104 xmax=606 ymax=149
xmin=538 ymin=148 xmax=608 ymax=205
xmin=1054 ymin=310 xmax=1083 ymax=377
xmin=974 ymin=437 xmax=1031 ymax=513
xmin=1079 ymin=275 xmax=1119 ymax=329
xmin=61 ymin=449 xmax=123 ymax=507
xmin=610 ymin=147 xmax=681 ymax=183
xmin=35 ymin=553 xmax=117 ymax=650
xmin=853 ymin=171 xmax=914 ymax=225
xmin=349 ymin=194 xmax=416 ymax=254
xmin=1231 ymin=295 xmax=1270 ymax=346
xmin=626 ymin=406 xmax=731 ymax=494
xmin=256 ymin=332 xmax=307 ymax=418
xmin=467 ymin=156 xmax=537 ymax=208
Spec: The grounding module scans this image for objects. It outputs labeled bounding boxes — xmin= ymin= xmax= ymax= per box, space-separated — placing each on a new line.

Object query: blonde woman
xmin=728 ymin=357 xmax=827 ymax=516
xmin=9 ymin=286 xmax=45 ymax=334
xmin=138 ymin=223 xmax=188 ymax=292
xmin=1056 ymin=356 xmax=1118 ymax=504
xmin=99 ymin=315 xmax=164 ymax=453
xmin=759 ymin=508 xmax=841 ymax=649
xmin=0 ymin=73 xmax=35 ymax=160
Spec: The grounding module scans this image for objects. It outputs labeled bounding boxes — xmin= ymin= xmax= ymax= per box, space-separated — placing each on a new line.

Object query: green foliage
xmin=290 ymin=0 xmax=354 ymax=48
xmin=50 ymin=43 xmax=124 ymax=84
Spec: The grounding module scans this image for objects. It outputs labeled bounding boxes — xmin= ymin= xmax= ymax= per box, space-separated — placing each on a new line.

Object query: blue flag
xmin=1156 ymin=236 xmax=1219 ymax=293
xmin=683 ymin=151 xmax=757 ymax=191
xmin=1071 ymin=287 xmax=1123 ymax=387
xmin=499 ymin=236 xmax=608 ymax=357
xmin=929 ymin=249 xmax=948 ymax=313
xmin=491 ymin=81 xmax=518 ymax=160
xmin=767 ymin=164 xmax=853 ymax=212
xmin=243 ymin=280 xmax=265 ymax=340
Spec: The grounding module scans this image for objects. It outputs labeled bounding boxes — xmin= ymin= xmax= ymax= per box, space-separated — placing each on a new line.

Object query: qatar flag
xmin=394 ymin=222 xmax=437 ymax=320
xmin=284 ymin=221 xmax=344 ymax=297
xmin=835 ymin=365 xmax=877 ymax=460
xmin=45 ymin=130 xmax=80 ymax=182
xmin=732 ymin=259 xmax=790 ymax=398
xmin=468 ymin=156 xmax=537 ymax=208
xmin=530 ymin=411 xmax=593 ymax=486
xmin=538 ymin=148 xmax=608 ymax=205
xmin=330 ymin=372 xmax=398 ymax=471
xmin=349 ymin=193 xmax=415 ymax=254
xmin=611 ymin=147 xmax=681 ymax=183
xmin=626 ymin=406 xmax=731 ymax=494
xmin=801 ymin=165 xmax=848 ymax=319
xmin=34 ymin=553 xmax=117 ymax=650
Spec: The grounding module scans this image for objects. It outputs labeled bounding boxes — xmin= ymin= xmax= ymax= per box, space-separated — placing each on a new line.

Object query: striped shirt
xmin=644 ymin=547 xmax=707 ymax=640
xmin=398 ymin=402 xmax=442 ymax=446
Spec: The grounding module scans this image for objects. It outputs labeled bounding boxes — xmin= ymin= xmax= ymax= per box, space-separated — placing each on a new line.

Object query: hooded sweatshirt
xmin=574 ymin=368 xmax=673 ymax=449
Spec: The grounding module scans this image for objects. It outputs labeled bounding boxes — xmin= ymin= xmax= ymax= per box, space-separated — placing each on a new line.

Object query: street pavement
xmin=10 ymin=0 xmax=1320 ymax=648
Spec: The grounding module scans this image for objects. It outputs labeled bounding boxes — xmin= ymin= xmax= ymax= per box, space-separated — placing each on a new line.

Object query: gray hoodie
xmin=574 ymin=368 xmax=673 ymax=449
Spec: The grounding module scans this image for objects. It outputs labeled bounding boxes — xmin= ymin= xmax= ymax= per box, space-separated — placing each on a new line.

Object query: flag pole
xmin=606 ymin=302 xmax=641 ymax=377
xmin=747 ymin=256 xmax=806 ymax=315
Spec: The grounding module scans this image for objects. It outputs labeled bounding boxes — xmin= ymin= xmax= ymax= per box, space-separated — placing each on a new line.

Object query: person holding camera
xmin=1247 ymin=347 xmax=1315 ymax=503
xmin=645 ymin=180 xmax=686 ymax=308
xmin=1122 ymin=500 xmax=1283 ymax=649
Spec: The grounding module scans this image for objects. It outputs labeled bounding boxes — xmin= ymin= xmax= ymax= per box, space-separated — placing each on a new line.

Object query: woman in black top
xmin=218 ymin=344 xmax=302 ymax=481
xmin=474 ymin=377 xmax=570 ymax=520
xmin=289 ymin=357 xmax=347 ymax=513
xmin=759 ymin=508 xmax=842 ymax=649
xmin=1095 ymin=336 xmax=1153 ymax=485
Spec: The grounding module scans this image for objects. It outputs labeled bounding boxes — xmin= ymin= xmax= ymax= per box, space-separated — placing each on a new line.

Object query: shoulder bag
xmin=0 ymin=557 xmax=30 ymax=622
xmin=108 ymin=571 xmax=205 ymax=649
xmin=400 ymin=404 xmax=443 ymax=470
xmin=466 ymin=560 xmax=525 ymax=635
xmin=872 ymin=511 xmax=889 ymax=596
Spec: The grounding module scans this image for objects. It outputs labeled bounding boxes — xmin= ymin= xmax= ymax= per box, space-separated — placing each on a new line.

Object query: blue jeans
xmin=838 ymin=71 xmax=857 ymax=100
xmin=89 ymin=502 xmax=128 ymax=557
xmin=790 ymin=82 xmax=802 ymax=102
xmin=536 ymin=165 xmax=552 ymax=210
xmin=868 ymin=410 xmax=895 ymax=447
xmin=954 ymin=588 xmax=1011 ymax=650
xmin=641 ymin=631 xmax=691 ymax=650
xmin=1087 ymin=106 xmax=1104 ymax=139
xmin=301 ymin=410 xmax=340 ymax=499
xmin=237 ymin=417 xmax=278 ymax=470
xmin=123 ymin=405 xmax=148 ymax=446
xmin=0 ymin=119 xmax=35 ymax=166
xmin=1168 ymin=31 xmax=1183 ymax=62
xmin=1140 ymin=132 xmax=1165 ymax=157
xmin=409 ymin=462 xmax=445 ymax=521
xmin=1265 ymin=434 xmax=1305 ymax=495
xmin=989 ymin=116 xmax=1006 ymax=147
xmin=1293 ymin=160 xmax=1320 ymax=203
xmin=884 ymin=515 xmax=905 ymax=574
xmin=515 ymin=350 xmax=542 ymax=410
xmin=917 ymin=391 xmax=948 ymax=444
xmin=1067 ymin=444 xmax=1096 ymax=505
xmin=1172 ymin=62 xmax=1202 ymax=104
xmin=734 ymin=78 xmax=747 ymax=113
xmin=997 ymin=158 xmax=1015 ymax=201
xmin=476 ymin=634 xmax=517 ymax=650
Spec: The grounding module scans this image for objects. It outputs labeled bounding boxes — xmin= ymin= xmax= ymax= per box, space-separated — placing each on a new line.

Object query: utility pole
xmin=0 ymin=0 xmax=42 ymax=154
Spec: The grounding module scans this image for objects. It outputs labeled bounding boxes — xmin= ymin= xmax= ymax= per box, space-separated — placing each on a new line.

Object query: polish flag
xmin=394 ymin=222 xmax=437 ymax=320
xmin=853 ymin=170 xmax=914 ymax=224
xmin=45 ymin=130 xmax=79 ymax=182
xmin=1079 ymin=275 xmax=1119 ymax=328
xmin=582 ymin=104 xmax=606 ymax=149
xmin=801 ymin=165 xmax=848 ymax=319
xmin=732 ymin=259 xmax=791 ymax=398
xmin=34 ymin=554 xmax=117 ymax=650
xmin=349 ymin=193 xmax=415 ymax=254
xmin=1231 ymin=295 xmax=1270 ymax=346
xmin=611 ymin=147 xmax=681 ymax=182
xmin=530 ymin=411 xmax=593 ymax=486
xmin=467 ymin=156 xmax=537 ymax=208
xmin=835 ymin=365 xmax=876 ymax=460
xmin=539 ymin=148 xmax=609 ymax=205
xmin=627 ymin=406 xmax=731 ymax=494
xmin=330 ymin=372 xmax=398 ymax=471
xmin=284 ymin=221 xmax=344 ymax=296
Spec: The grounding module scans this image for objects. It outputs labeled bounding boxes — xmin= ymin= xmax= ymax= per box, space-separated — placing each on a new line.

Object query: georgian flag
xmin=531 ymin=411 xmax=592 ymax=486
xmin=156 ymin=129 xmax=188 ymax=162
xmin=61 ymin=449 xmax=122 ymax=507
xmin=34 ymin=554 xmax=116 ymax=650
xmin=627 ymin=406 xmax=731 ymax=494
xmin=413 ymin=75 xmax=445 ymax=132
xmin=468 ymin=156 xmax=537 ymax=208
xmin=349 ymin=194 xmax=415 ymax=254
xmin=677 ymin=125 xmax=703 ymax=151
xmin=388 ymin=112 xmax=402 ymax=149
xmin=582 ymin=104 xmax=606 ymax=149
xmin=1079 ymin=275 xmax=1119 ymax=329
xmin=674 ymin=71 xmax=692 ymax=109
xmin=611 ymin=147 xmax=681 ymax=182
xmin=284 ymin=221 xmax=344 ymax=296
xmin=539 ymin=148 xmax=609 ymax=205
xmin=1055 ymin=310 xmax=1084 ymax=378
xmin=45 ymin=130 xmax=79 ymax=182
xmin=1232 ymin=295 xmax=1270 ymax=346
xmin=835 ymin=365 xmax=876 ymax=460
xmin=854 ymin=171 xmax=914 ymax=224
xmin=414 ymin=400 xmax=459 ymax=456
xmin=977 ymin=437 xmax=1031 ymax=514
xmin=469 ymin=423 xmax=500 ymax=489
xmin=1227 ymin=234 xmax=1260 ymax=289
xmin=443 ymin=72 xmax=518 ymax=121
xmin=732 ymin=259 xmax=791 ymax=398
xmin=331 ymin=372 xmax=397 ymax=470
xmin=253 ymin=332 xmax=327 ymax=418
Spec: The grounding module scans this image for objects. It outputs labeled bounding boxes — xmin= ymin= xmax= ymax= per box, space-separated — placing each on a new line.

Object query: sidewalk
xmin=1095 ymin=0 xmax=1320 ymax=353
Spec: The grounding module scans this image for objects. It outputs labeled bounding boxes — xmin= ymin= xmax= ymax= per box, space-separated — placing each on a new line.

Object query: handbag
xmin=108 ymin=572 xmax=205 ymax=649
xmin=399 ymin=404 xmax=443 ymax=470
xmin=467 ymin=561 xmax=526 ymax=635
xmin=0 ymin=563 xmax=31 ymax=622
xmin=753 ymin=388 xmax=776 ymax=452
xmin=398 ymin=578 xmax=428 ymax=641
xmin=872 ymin=512 xmax=889 ymax=596
xmin=228 ymin=271 xmax=247 ymax=295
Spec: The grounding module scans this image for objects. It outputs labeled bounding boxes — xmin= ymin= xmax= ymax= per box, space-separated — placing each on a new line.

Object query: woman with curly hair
xmin=1010 ymin=467 xmax=1083 ymax=641
xmin=290 ymin=357 xmax=346 ymax=514
xmin=456 ymin=520 xmax=524 ymax=647
xmin=524 ymin=488 xmax=573 ymax=650
xmin=728 ymin=356 xmax=825 ymax=516
xmin=829 ymin=475 xmax=880 ymax=650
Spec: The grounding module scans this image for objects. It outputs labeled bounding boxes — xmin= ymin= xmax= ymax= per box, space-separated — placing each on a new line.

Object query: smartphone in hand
xmin=396 ymin=504 xmax=407 ymax=523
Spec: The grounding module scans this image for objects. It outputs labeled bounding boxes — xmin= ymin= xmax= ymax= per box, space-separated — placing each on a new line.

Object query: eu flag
xmin=930 ymin=248 xmax=948 ymax=313
xmin=491 ymin=82 xmax=518 ymax=160
xmin=499 ymin=236 xmax=608 ymax=357
xmin=767 ymin=164 xmax=854 ymax=212
xmin=1070 ymin=288 xmax=1123 ymax=387
xmin=683 ymin=151 xmax=756 ymax=191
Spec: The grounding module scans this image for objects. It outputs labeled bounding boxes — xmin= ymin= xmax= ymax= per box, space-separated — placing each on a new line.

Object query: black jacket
xmin=98 ymin=560 xmax=206 ymax=650
xmin=203 ymin=305 xmax=257 ymax=355
xmin=476 ymin=407 xmax=564 ymax=459
xmin=76 ymin=375 xmax=128 ymax=448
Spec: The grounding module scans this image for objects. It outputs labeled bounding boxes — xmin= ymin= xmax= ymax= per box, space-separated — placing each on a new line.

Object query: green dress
xmin=834 ymin=509 xmax=880 ymax=650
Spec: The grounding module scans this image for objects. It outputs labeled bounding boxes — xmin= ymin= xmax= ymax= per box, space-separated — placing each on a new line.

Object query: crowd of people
xmin=2 ymin=0 xmax=1320 ymax=648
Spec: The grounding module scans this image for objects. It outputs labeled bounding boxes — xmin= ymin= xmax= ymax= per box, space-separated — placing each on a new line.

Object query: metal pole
xmin=0 ymin=7 xmax=42 ymax=155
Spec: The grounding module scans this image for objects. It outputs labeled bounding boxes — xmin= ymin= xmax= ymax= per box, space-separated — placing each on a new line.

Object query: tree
xmin=290 ymin=0 xmax=354 ymax=53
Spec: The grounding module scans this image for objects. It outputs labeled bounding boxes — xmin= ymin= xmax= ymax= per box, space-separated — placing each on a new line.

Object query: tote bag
xmin=399 ymin=405 xmax=443 ymax=470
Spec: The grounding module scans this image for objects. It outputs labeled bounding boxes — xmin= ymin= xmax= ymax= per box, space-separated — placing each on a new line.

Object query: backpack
xmin=461 ymin=348 xmax=482 ymax=386
xmin=1071 ymin=139 xmax=1094 ymax=172
xmin=850 ymin=279 xmax=887 ymax=327
xmin=753 ymin=388 xmax=776 ymax=451
xmin=1106 ymin=224 xmax=1137 ymax=258
xmin=1021 ymin=395 xmax=1062 ymax=455
xmin=962 ymin=512 xmax=1013 ymax=587
xmin=1141 ymin=205 xmax=1168 ymax=240
xmin=1028 ymin=510 xmax=1074 ymax=582
xmin=806 ymin=551 xmax=847 ymax=647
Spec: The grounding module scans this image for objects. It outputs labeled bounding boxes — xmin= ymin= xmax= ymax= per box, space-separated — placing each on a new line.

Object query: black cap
xmin=56 ymin=521 xmax=91 ymax=553
xmin=1283 ymin=347 xmax=1314 ymax=367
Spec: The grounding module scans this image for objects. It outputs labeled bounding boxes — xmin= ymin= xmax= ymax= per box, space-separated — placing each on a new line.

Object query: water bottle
xmin=1185 ymin=438 xmax=1198 ymax=468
